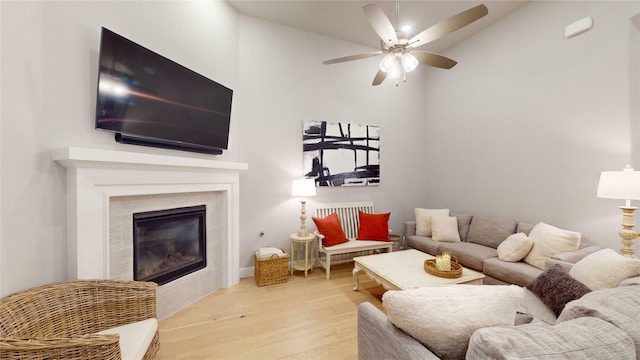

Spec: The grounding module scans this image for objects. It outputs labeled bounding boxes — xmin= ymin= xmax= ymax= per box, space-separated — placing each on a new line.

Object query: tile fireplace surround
xmin=53 ymin=146 xmax=248 ymax=318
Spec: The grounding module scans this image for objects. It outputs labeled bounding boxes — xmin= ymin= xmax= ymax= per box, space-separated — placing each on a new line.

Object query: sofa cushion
xmin=519 ymin=288 xmax=558 ymax=324
xmin=382 ymin=285 xmax=523 ymax=360
xmin=518 ymin=222 xmax=590 ymax=248
xmin=497 ymin=232 xmax=533 ymax=262
xmin=516 ymin=222 xmax=535 ymax=235
xmin=415 ymin=208 xmax=449 ymax=236
xmin=482 ymin=257 xmax=543 ymax=287
xmin=450 ymin=212 xmax=472 ymax=241
xmin=96 ymin=318 xmax=158 ymax=360
xmin=557 ymin=284 xmax=640 ymax=358
xmin=620 ymin=275 xmax=640 ymax=286
xmin=526 ymin=264 xmax=591 ymax=317
xmin=467 ymin=317 xmax=636 ymax=360
xmin=312 ymin=213 xmax=349 ymax=247
xmin=568 ymin=248 xmax=640 ymax=290
xmin=357 ymin=302 xmax=440 ymax=360
xmin=466 ymin=216 xmax=517 ymax=249
xmin=431 ymin=216 xmax=461 ymax=242
xmin=523 ymin=222 xmax=581 ymax=270
xmin=356 ymin=211 xmax=391 ymax=241
xmin=437 ymin=242 xmax=497 ymax=271
xmin=406 ymin=235 xmax=440 ymax=256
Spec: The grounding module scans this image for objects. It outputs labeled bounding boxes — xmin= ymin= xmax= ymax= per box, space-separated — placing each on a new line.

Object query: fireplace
xmin=133 ymin=205 xmax=207 ymax=285
xmin=53 ymin=146 xmax=247 ymax=319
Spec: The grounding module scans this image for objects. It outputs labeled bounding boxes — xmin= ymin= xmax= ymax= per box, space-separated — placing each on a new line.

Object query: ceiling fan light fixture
xmin=379 ymin=53 xmax=397 ymax=73
xmin=401 ymin=52 xmax=419 ymax=72
xmin=388 ymin=61 xmax=403 ymax=80
xmin=322 ymin=3 xmax=489 ymax=86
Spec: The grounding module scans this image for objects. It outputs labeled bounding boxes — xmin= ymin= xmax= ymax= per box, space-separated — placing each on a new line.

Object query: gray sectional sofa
xmin=358 ymin=276 xmax=640 ymax=359
xmin=404 ymin=212 xmax=599 ymax=286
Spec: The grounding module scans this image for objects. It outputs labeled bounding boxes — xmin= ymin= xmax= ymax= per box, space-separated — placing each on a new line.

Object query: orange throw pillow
xmin=356 ymin=211 xmax=391 ymax=241
xmin=312 ymin=213 xmax=349 ymax=247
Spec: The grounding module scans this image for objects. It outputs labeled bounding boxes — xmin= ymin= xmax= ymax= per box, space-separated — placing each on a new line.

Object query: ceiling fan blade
xmin=323 ymin=51 xmax=383 ymax=65
xmin=372 ymin=69 xmax=387 ymax=86
xmin=409 ymin=4 xmax=488 ymax=49
xmin=412 ymin=51 xmax=457 ymax=69
xmin=363 ymin=4 xmax=398 ymax=47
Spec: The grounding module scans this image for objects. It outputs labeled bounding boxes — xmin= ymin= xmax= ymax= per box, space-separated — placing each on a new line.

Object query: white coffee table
xmin=353 ymin=249 xmax=485 ymax=291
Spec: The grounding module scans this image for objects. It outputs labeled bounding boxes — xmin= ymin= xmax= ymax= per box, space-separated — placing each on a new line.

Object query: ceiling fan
xmin=322 ymin=2 xmax=488 ymax=86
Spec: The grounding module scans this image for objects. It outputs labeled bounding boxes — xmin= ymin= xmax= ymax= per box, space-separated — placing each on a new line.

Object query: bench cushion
xmin=96 ymin=318 xmax=158 ymax=360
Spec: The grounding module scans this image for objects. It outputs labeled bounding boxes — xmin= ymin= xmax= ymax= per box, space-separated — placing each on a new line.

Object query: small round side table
xmin=290 ymin=232 xmax=315 ymax=277
xmin=389 ymin=234 xmax=401 ymax=251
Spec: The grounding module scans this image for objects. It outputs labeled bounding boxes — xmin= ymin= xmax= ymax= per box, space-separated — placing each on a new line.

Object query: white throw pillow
xmin=431 ymin=216 xmax=461 ymax=242
xmin=415 ymin=208 xmax=450 ymax=237
xmin=569 ymin=248 xmax=640 ymax=290
xmin=523 ymin=222 xmax=581 ymax=270
xmin=382 ymin=285 xmax=523 ymax=360
xmin=497 ymin=232 xmax=533 ymax=262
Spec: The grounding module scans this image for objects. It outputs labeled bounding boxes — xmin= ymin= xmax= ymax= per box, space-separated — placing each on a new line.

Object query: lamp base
xmin=618 ymin=206 xmax=639 ymax=258
xmin=297 ymin=200 xmax=309 ymax=238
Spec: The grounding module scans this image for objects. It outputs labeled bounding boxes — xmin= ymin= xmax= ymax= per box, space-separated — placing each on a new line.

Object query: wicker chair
xmin=0 ymin=279 xmax=159 ymax=360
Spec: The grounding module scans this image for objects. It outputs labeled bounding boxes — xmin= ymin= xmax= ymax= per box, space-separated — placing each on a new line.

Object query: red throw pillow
xmin=356 ymin=211 xmax=391 ymax=241
xmin=312 ymin=213 xmax=349 ymax=247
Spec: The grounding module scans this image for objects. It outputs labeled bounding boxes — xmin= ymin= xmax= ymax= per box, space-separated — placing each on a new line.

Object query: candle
xmin=436 ymin=254 xmax=450 ymax=271
xmin=442 ymin=252 xmax=451 ymax=270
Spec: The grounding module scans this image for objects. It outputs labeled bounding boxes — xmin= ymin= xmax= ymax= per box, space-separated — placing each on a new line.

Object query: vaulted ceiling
xmin=227 ymin=1 xmax=530 ymax=54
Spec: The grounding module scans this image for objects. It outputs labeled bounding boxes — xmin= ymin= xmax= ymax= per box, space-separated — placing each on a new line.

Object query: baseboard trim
xmin=239 ymin=266 xmax=254 ymax=279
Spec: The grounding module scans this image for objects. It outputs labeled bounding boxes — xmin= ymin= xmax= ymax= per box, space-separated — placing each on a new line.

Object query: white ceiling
xmin=227 ymin=0 xmax=530 ymax=54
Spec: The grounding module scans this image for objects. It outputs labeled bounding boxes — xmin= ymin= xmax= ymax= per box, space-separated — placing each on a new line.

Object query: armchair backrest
xmin=315 ymin=201 xmax=374 ymax=239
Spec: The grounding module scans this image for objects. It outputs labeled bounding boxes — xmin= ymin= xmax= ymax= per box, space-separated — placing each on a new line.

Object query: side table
xmin=389 ymin=234 xmax=401 ymax=251
xmin=290 ymin=233 xmax=315 ymax=277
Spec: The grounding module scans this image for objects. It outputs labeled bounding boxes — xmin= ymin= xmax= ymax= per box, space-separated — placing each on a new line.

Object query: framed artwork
xmin=303 ymin=120 xmax=380 ymax=186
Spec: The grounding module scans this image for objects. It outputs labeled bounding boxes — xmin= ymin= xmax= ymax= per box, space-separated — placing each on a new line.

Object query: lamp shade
xmin=291 ymin=179 xmax=316 ymax=198
xmin=401 ymin=53 xmax=419 ymax=72
xmin=379 ymin=53 xmax=397 ymax=73
xmin=597 ymin=166 xmax=640 ymax=201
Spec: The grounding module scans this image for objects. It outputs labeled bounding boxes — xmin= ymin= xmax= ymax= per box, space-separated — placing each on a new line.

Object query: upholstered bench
xmin=314 ymin=201 xmax=393 ymax=280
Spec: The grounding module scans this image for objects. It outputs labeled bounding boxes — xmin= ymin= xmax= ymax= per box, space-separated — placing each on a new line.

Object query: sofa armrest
xmin=404 ymin=221 xmax=416 ymax=237
xmin=545 ymin=246 xmax=603 ymax=272
xmin=358 ymin=302 xmax=439 ymax=360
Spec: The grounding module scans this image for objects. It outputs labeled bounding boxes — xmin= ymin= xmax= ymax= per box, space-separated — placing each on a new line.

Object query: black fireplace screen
xmin=133 ymin=205 xmax=206 ymax=285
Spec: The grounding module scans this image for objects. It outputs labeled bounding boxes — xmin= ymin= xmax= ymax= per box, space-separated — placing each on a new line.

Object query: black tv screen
xmin=95 ymin=27 xmax=232 ymax=154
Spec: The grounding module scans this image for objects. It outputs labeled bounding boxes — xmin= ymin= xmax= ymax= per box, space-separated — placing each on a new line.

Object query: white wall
xmin=234 ymin=16 xmax=430 ymax=271
xmin=0 ymin=0 xmax=239 ymax=295
xmin=2 ymin=1 xmax=639 ymax=295
xmin=420 ymin=1 xmax=640 ymax=252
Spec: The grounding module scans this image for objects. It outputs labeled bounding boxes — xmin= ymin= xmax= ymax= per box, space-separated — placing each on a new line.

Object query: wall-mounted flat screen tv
xmin=95 ymin=27 xmax=232 ymax=155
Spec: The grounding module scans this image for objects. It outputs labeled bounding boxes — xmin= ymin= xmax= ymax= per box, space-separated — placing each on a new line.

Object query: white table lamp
xmin=597 ymin=165 xmax=640 ymax=258
xmin=292 ymin=179 xmax=316 ymax=237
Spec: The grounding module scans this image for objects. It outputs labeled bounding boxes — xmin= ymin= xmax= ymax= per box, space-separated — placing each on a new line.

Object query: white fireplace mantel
xmin=53 ymin=146 xmax=248 ymax=288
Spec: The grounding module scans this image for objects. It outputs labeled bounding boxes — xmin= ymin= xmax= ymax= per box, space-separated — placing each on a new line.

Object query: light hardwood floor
xmin=158 ymin=263 xmax=386 ymax=360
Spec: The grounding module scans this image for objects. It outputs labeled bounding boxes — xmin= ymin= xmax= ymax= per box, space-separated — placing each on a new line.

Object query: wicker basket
xmin=424 ymin=255 xmax=463 ymax=278
xmin=254 ymin=248 xmax=289 ymax=287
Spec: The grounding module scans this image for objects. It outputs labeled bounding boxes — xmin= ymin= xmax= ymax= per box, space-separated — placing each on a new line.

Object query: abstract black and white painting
xmin=303 ymin=120 xmax=380 ymax=186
